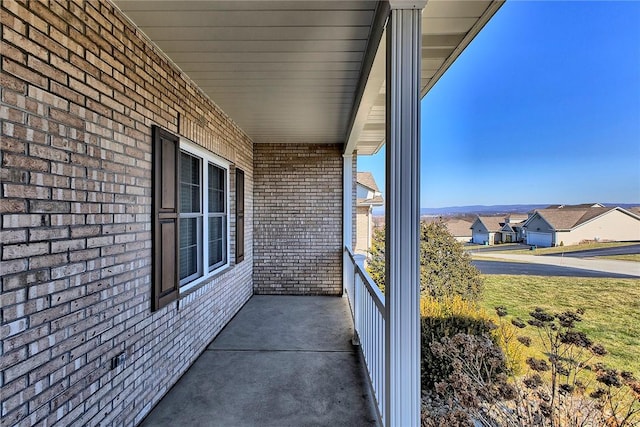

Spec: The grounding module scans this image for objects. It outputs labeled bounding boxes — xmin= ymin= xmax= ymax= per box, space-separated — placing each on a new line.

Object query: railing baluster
xmin=344 ymin=247 xmax=386 ymax=425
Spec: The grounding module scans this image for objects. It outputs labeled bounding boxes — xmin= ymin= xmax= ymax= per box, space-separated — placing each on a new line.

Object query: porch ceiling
xmin=348 ymin=0 xmax=504 ymax=155
xmin=114 ymin=1 xmax=503 ymax=150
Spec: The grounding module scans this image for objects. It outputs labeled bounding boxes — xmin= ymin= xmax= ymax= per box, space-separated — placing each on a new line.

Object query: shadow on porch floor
xmin=139 ymin=295 xmax=379 ymax=426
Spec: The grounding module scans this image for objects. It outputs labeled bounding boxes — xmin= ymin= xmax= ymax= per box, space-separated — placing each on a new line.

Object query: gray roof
xmin=530 ymin=206 xmax=637 ymax=230
xmin=475 ymin=216 xmax=504 ymax=232
xmin=420 ymin=217 xmax=473 ymax=237
xmin=445 ymin=219 xmax=473 ymax=237
xmin=356 ymin=172 xmax=380 ymax=192
xmin=505 ymin=214 xmax=528 ymax=223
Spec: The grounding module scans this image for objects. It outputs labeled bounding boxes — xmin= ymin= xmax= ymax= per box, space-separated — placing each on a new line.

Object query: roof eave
xmin=419 ymin=0 xmax=505 ymax=98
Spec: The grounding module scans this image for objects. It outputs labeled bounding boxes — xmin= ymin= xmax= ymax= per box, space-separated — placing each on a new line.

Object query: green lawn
xmin=598 ymin=254 xmax=640 ymax=262
xmin=469 ymin=255 xmax=520 ymax=262
xmin=480 ymin=275 xmax=640 ymax=374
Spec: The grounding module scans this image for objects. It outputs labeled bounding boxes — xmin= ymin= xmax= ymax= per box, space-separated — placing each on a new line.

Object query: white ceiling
xmin=114 ymin=1 xmax=503 ymax=151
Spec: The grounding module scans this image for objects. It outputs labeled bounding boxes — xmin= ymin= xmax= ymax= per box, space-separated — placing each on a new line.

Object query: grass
xmin=469 ymin=255 xmax=521 ymax=262
xmin=502 ymin=241 xmax=637 ymax=255
xmin=463 ymin=243 xmax=521 ymax=252
xmin=598 ymin=254 xmax=640 ymax=262
xmin=480 ymin=275 xmax=640 ymax=375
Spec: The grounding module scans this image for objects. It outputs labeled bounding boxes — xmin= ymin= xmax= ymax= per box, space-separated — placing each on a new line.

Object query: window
xmin=179 ymin=152 xmax=201 ymax=283
xmin=207 ymin=163 xmax=227 ymax=270
xmin=152 ymin=126 xmax=230 ymax=310
xmin=178 ymin=141 xmax=229 ymax=292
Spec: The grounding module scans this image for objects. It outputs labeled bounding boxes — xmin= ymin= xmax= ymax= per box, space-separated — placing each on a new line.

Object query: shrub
xmin=421 ymin=304 xmax=640 ymax=426
xmin=420 ymin=296 xmax=501 ymax=389
xmin=366 ymin=226 xmax=385 ymax=292
xmin=496 ymin=307 xmax=640 ymax=426
xmin=367 ymin=220 xmax=483 ymax=301
xmin=430 ymin=333 xmax=515 ymax=425
xmin=420 ymin=221 xmax=483 ymax=301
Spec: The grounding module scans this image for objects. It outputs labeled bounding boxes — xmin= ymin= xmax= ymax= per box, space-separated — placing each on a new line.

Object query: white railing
xmin=344 ymin=248 xmax=355 ymax=317
xmin=344 ymin=247 xmax=386 ymax=425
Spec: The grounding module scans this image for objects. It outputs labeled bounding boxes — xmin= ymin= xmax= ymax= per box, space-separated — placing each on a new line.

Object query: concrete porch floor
xmin=139 ymin=295 xmax=379 ymax=426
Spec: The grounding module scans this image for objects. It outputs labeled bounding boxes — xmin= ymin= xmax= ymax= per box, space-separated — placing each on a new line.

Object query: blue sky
xmin=357 ymin=0 xmax=640 ymax=208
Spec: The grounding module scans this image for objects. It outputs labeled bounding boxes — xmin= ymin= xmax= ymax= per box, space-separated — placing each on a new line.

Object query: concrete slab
xmin=210 ymin=295 xmax=354 ymax=351
xmin=139 ymin=296 xmax=379 ymax=426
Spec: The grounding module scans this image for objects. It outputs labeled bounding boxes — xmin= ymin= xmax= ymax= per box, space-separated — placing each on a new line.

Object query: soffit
xmin=113 ymin=0 xmax=379 ymax=144
xmin=350 ymin=0 xmax=504 ymax=155
xmin=114 ymin=1 xmax=503 ymax=150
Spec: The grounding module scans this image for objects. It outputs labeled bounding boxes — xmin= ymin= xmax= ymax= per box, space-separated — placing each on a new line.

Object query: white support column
xmin=343 ymin=153 xmax=354 ymax=296
xmin=384 ymin=2 xmax=425 ymax=426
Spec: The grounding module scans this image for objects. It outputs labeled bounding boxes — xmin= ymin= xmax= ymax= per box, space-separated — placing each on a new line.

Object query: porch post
xmin=385 ymin=2 xmax=425 ymax=426
xmin=343 ymin=152 xmax=354 ymax=296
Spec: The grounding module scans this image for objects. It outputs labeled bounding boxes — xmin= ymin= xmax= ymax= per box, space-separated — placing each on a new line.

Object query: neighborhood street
xmin=465 ymin=243 xmax=529 ymax=253
xmin=472 ymin=252 xmax=640 ymax=278
xmin=472 ymin=260 xmax=639 ymax=278
xmin=543 ymin=243 xmax=640 ymax=258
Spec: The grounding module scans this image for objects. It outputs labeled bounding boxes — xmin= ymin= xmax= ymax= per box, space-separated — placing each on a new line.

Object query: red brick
xmin=3 ymin=27 xmax=48 ymax=60
xmin=0 ymin=198 xmax=27 ymax=213
xmin=0 ymin=72 xmax=27 ymax=92
xmin=0 ymin=38 xmax=26 ymax=64
xmin=2 ymin=57 xmax=47 ymax=88
xmin=28 ymin=27 xmax=68 ymax=60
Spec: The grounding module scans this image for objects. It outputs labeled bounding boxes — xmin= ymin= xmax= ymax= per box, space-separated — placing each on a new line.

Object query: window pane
xmin=180 ymin=217 xmax=199 ymax=280
xmin=208 ymin=216 xmax=225 ymax=268
xmin=180 ymin=152 xmax=200 ymax=213
xmin=208 ymin=163 xmax=225 ymax=213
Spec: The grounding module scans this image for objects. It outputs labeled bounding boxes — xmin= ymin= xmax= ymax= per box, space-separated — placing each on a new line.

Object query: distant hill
xmin=420 ymin=204 xmax=547 ymax=216
xmin=372 ymin=203 xmax=639 ymax=217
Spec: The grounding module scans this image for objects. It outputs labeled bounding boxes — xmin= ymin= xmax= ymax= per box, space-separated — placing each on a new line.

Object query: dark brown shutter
xmin=152 ymin=125 xmax=179 ymax=311
xmin=235 ymin=168 xmax=245 ymax=263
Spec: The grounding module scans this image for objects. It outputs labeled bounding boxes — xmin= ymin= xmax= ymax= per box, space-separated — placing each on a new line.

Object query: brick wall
xmin=0 ymin=2 xmax=253 ymax=426
xmin=253 ymin=144 xmax=343 ymax=295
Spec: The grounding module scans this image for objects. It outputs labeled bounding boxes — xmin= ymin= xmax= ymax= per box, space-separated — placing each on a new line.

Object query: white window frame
xmin=178 ymin=139 xmax=230 ymax=294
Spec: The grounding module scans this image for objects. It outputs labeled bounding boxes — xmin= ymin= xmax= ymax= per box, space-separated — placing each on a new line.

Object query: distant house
xmin=356 ymin=172 xmax=384 ymax=256
xmin=501 ymin=214 xmax=528 ymax=242
xmin=444 ymin=218 xmax=473 ymax=242
xmin=500 ymin=223 xmax=518 ymax=243
xmin=523 ymin=205 xmax=640 ymax=247
xmin=422 ymin=217 xmax=473 ymax=242
xmin=471 ymin=216 xmax=504 ymax=245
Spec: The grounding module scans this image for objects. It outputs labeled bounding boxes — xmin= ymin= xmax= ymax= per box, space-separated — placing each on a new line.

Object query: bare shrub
xmin=419 ymin=307 xmax=640 ymax=427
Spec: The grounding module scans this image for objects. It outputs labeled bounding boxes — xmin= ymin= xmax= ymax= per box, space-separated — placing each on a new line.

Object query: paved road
xmin=475 ymin=253 xmax=640 ymax=278
xmin=472 ymin=260 xmax=639 ymax=278
xmin=544 ymin=243 xmax=640 ymax=258
xmin=465 ymin=243 xmax=529 ymax=253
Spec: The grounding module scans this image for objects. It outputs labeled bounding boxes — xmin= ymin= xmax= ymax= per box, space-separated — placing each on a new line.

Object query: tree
xmin=420 ymin=220 xmax=483 ymax=301
xmin=367 ymin=219 xmax=483 ymax=301
xmin=367 ymin=226 xmax=386 ymax=292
